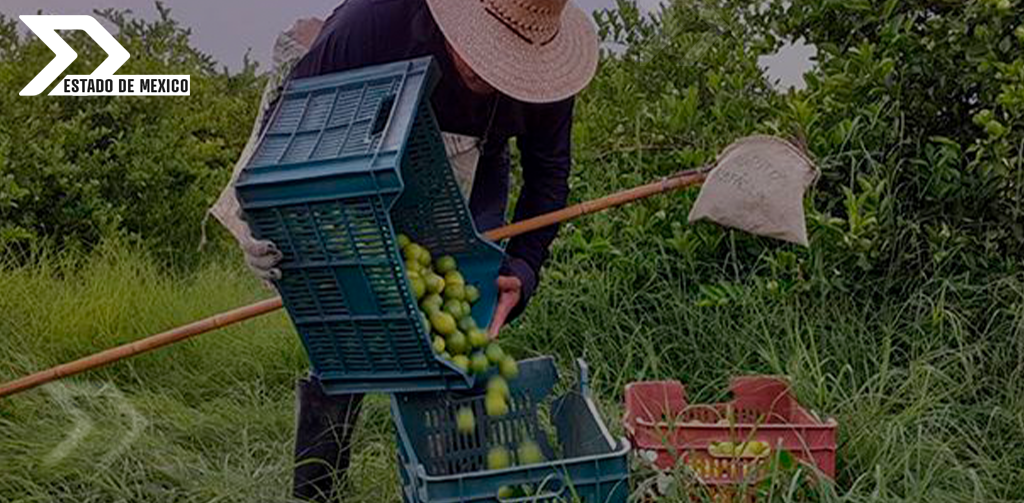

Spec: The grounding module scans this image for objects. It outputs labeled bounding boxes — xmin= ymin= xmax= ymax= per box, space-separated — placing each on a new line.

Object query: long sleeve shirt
xmin=281 ymin=0 xmax=576 ymax=320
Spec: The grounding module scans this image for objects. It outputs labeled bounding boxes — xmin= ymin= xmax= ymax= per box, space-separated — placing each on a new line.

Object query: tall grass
xmin=2 ymin=240 xmax=1021 ymax=502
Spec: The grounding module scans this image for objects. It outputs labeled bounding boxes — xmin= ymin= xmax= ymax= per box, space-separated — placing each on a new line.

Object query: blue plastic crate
xmin=392 ymin=358 xmax=631 ymax=503
xmin=235 ymin=57 xmax=504 ymax=394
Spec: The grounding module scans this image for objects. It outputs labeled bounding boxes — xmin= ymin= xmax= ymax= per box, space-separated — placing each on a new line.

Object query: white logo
xmin=20 ymin=15 xmax=190 ymax=97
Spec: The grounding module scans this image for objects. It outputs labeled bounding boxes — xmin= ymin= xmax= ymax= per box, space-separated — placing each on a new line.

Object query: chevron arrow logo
xmin=19 ymin=15 xmax=188 ymax=97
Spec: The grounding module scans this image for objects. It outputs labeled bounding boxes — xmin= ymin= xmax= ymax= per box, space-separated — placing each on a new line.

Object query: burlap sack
xmin=688 ymin=135 xmax=818 ymax=246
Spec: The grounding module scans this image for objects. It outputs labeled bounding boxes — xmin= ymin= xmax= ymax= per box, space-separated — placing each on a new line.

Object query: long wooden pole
xmin=0 ymin=168 xmax=707 ymax=399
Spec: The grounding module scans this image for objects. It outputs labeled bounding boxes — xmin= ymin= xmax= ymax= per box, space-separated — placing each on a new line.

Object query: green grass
xmin=1 ymin=240 xmax=1022 ymax=502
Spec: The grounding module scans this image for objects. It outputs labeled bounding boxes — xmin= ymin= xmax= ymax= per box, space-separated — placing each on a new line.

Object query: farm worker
xmin=206 ymin=0 xmax=598 ymax=500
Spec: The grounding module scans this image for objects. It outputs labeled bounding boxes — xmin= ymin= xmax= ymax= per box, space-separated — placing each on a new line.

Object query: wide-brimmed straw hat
xmin=425 ymin=0 xmax=600 ymax=103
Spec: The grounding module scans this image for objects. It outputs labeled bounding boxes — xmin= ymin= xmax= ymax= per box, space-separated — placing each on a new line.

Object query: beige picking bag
xmin=688 ymin=135 xmax=819 ymax=246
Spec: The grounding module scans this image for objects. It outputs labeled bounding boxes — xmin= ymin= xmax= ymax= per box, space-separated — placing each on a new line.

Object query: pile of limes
xmin=399 ymin=234 xmax=520 ymax=423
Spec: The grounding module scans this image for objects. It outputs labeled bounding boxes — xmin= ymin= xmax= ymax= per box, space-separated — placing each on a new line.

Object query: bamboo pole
xmin=0 ymin=298 xmax=283 ymax=398
xmin=0 ymin=168 xmax=707 ymax=399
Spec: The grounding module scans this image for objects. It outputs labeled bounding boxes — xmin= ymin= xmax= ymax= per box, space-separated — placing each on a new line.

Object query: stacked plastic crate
xmin=235 ymin=57 xmax=630 ymax=502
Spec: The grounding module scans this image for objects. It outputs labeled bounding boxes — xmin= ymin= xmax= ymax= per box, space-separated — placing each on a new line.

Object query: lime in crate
xmin=392 ymin=357 xmax=631 ymax=503
xmin=235 ymin=56 xmax=503 ymax=395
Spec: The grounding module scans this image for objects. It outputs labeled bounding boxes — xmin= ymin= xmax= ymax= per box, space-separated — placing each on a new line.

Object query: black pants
xmin=292 ymin=374 xmax=365 ymax=502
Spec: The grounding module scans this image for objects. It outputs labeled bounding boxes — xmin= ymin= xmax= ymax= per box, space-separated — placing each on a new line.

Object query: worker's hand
xmin=486 ymin=275 xmax=522 ymax=339
xmin=242 ymin=238 xmax=283 ymax=284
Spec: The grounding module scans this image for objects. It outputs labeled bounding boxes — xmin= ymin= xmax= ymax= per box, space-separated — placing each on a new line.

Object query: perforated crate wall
xmin=235 ymin=57 xmax=504 ymax=394
xmin=392 ymin=358 xmax=631 ymax=503
xmin=623 ymin=376 xmax=838 ymax=487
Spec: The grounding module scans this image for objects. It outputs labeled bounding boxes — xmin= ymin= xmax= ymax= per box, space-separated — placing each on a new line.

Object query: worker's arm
xmin=483 ymin=97 xmax=576 ymax=331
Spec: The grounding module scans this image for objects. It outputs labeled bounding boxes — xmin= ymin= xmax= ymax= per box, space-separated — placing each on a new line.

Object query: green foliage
xmin=0 ymin=4 xmax=262 ymax=263
xmin=2 ymin=1 xmax=1024 ymax=501
xmin=764 ymin=0 xmax=1024 ymax=289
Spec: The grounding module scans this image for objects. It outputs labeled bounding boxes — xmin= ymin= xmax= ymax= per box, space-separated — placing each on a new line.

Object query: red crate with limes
xmin=623 ymin=376 xmax=837 ymax=488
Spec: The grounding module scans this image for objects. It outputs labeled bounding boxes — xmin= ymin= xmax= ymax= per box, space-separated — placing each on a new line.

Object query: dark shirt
xmin=285 ymin=0 xmax=575 ymax=320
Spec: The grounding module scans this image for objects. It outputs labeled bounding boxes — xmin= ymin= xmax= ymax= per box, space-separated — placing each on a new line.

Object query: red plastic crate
xmin=623 ymin=376 xmax=836 ymax=486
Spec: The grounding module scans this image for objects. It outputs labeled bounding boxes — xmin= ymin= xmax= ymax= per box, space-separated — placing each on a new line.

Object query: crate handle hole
xmin=371 ymin=94 xmax=397 ymax=137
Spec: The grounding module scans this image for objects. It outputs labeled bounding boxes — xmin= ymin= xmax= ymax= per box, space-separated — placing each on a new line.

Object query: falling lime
xmin=498 ymin=357 xmax=519 ymax=379
xmin=485 ymin=393 xmax=509 ymax=417
xmin=456 ymin=407 xmax=475 ymax=434
xmin=470 ymin=352 xmax=490 ymax=374
xmin=468 ymin=328 xmax=489 ymax=349
xmin=484 ymin=343 xmax=506 ymax=364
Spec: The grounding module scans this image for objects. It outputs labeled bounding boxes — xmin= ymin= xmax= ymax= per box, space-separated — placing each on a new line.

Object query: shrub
xmin=0 ymin=4 xmax=262 ymax=264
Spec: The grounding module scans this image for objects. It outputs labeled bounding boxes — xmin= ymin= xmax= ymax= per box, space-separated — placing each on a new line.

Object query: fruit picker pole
xmin=0 ymin=167 xmax=709 ymax=399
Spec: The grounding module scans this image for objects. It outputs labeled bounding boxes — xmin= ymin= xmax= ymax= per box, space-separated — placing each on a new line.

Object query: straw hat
xmin=426 ymin=0 xmax=600 ymax=103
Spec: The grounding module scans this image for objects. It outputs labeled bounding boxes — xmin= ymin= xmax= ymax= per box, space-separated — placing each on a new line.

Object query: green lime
xmin=443 ymin=299 xmax=462 ymax=318
xmin=444 ymin=283 xmax=466 ymax=301
xmin=405 ymin=260 xmax=421 ymax=276
xmin=425 ymin=274 xmax=445 ymax=295
xmin=432 ymin=336 xmax=445 ymax=354
xmin=465 ymin=285 xmax=481 ymax=303
xmin=499 ymin=357 xmax=519 ymax=379
xmin=497 ymin=486 xmax=516 ymax=499
xmin=446 ymin=331 xmax=469 ymax=355
xmin=421 ymin=294 xmax=443 ymax=315
xmin=458 ymin=316 xmax=478 ymax=332
xmin=452 ymin=355 xmax=470 ymax=372
xmin=456 ymin=407 xmax=475 ymax=434
xmin=487 ymin=376 xmax=510 ymax=398
xmin=444 ymin=271 xmax=465 ymax=287
xmin=397 ymin=234 xmax=411 ymax=249
xmin=417 ymin=246 xmax=432 ymax=267
xmin=440 ymin=352 xmax=451 ymax=360
xmin=468 ymin=328 xmax=488 ymax=349
xmin=485 ymin=393 xmax=509 ymax=417
xmin=403 ymin=243 xmax=425 ymax=261
xmin=435 ymin=255 xmax=458 ymax=274
xmin=487 ymin=446 xmax=511 ymax=470
xmin=459 ymin=300 xmax=472 ymax=318
xmin=420 ymin=312 xmax=431 ymax=333
xmin=409 ymin=276 xmax=426 ymax=300
xmin=470 ymin=352 xmax=490 ymax=374
xmin=430 ymin=311 xmax=457 ymax=336
xmin=485 ymin=343 xmax=506 ymax=364
xmin=517 ymin=441 xmax=543 ymax=465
